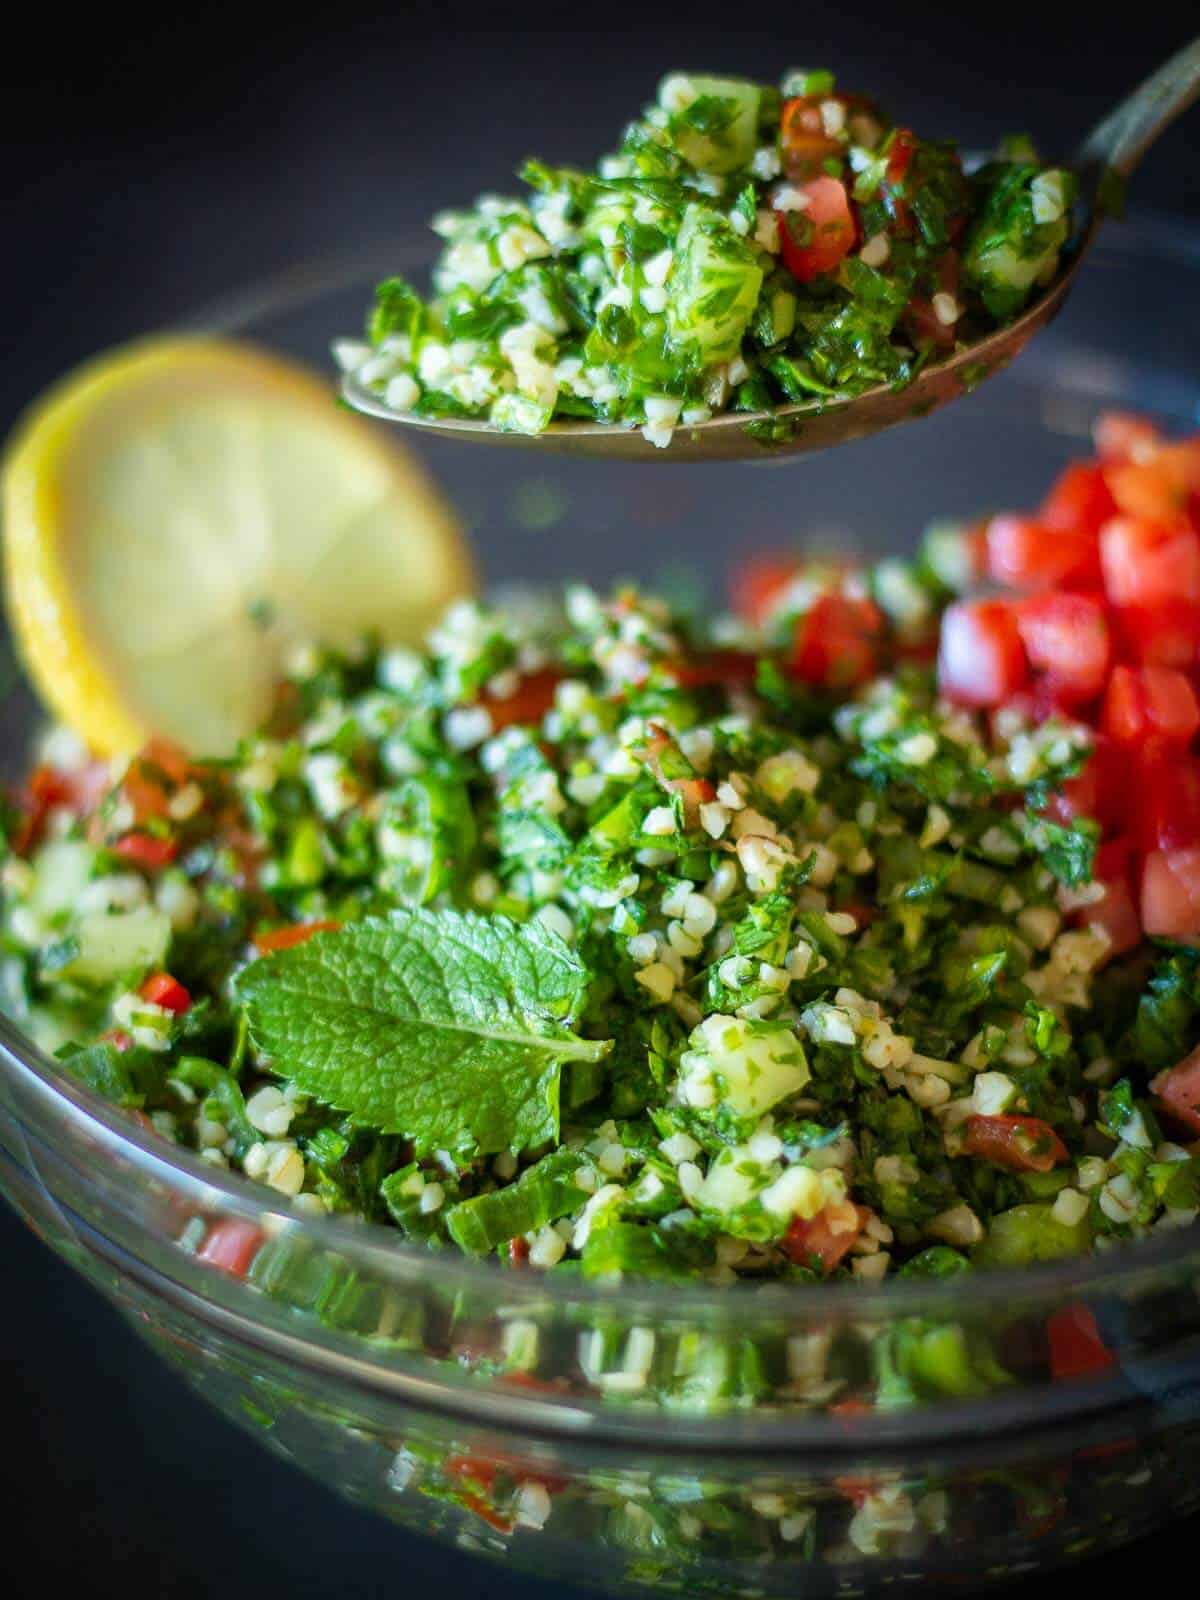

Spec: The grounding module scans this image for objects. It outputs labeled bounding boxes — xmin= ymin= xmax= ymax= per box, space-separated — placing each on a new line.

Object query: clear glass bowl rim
xmin=4 ymin=212 xmax=1200 ymax=1417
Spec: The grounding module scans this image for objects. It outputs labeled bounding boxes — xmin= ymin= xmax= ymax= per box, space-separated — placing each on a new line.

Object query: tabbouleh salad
xmin=4 ymin=412 xmax=1200 ymax=1287
xmin=337 ymin=68 xmax=1075 ymax=446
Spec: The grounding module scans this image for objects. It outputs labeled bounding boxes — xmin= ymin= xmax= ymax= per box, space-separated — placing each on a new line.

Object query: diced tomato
xmin=1105 ymin=442 xmax=1200 ymax=524
xmin=122 ymin=765 xmax=170 ymax=822
xmin=730 ymin=554 xmax=799 ymax=625
xmin=1093 ymin=412 xmax=1160 ymax=463
xmin=1015 ymin=593 xmax=1110 ymax=707
xmin=1111 ymin=599 xmax=1200 ymax=669
xmin=114 ymin=832 xmax=179 ymax=870
xmin=1047 ymin=1305 xmax=1116 ymax=1381
xmin=99 ymin=1028 xmax=133 ymax=1053
xmin=782 ymin=1202 xmax=867 ymax=1273
xmin=121 ymin=737 xmax=198 ymax=823
xmin=11 ymin=760 xmax=109 ymax=854
xmin=141 ymin=737 xmax=195 ymax=787
xmin=139 ymin=972 xmax=192 ymax=1014
xmin=1151 ymin=1044 xmax=1200 ymax=1133
xmin=1074 ymin=839 xmax=1141 ymax=959
xmin=458 ymin=1493 xmax=514 ymax=1535
xmin=671 ymin=650 xmax=761 ymax=691
xmin=902 ymin=251 xmax=962 ymax=350
xmin=791 ymin=593 xmax=883 ymax=689
xmin=253 ymin=919 xmax=342 ymax=954
xmin=1134 ymin=745 xmax=1200 ymax=852
xmin=1082 ymin=870 xmax=1142 ymax=959
xmin=1141 ymin=847 xmax=1200 ymax=941
xmin=481 ymin=667 xmax=562 ymax=732
xmin=1099 ymin=518 xmax=1200 ymax=610
xmin=937 ymin=599 xmax=1028 ymax=708
xmin=902 ymin=295 xmax=955 ymax=351
xmin=1102 ymin=665 xmax=1200 ymax=745
xmin=885 ymin=126 xmax=917 ymax=185
xmin=197 ymin=1218 xmax=264 ymax=1279
xmin=780 ymin=96 xmax=842 ymax=177
xmin=879 ymin=127 xmax=920 ymax=234
xmin=986 ymin=514 xmax=1100 ymax=591
xmin=638 ymin=722 xmax=717 ymax=829
xmin=1041 ymin=736 xmax=1125 ymax=835
xmin=1039 ymin=462 xmax=1117 ymax=539
xmin=777 ymin=177 xmax=857 ymax=282
xmin=445 ymin=1453 xmax=501 ymax=1492
xmin=963 ymin=1115 xmax=1068 ymax=1174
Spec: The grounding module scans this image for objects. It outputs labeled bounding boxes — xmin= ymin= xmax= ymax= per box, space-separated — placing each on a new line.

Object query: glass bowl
xmin=4 ymin=218 xmax=1200 ymax=1598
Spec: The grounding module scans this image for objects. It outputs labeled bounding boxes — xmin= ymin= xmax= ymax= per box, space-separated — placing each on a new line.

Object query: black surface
xmin=3 ymin=7 xmax=1199 ymax=1593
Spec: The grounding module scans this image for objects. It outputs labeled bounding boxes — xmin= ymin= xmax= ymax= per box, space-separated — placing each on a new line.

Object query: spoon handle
xmin=1077 ymin=35 xmax=1200 ymax=182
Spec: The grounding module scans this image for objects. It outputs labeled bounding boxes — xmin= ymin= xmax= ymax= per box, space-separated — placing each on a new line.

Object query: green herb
xmin=234 ymin=911 xmax=612 ymax=1159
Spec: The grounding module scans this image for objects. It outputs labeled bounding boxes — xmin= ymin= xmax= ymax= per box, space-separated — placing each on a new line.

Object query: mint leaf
xmin=234 ymin=911 xmax=611 ymax=1159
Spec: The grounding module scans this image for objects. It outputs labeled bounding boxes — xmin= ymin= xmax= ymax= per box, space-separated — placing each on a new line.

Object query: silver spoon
xmin=344 ymin=38 xmax=1200 ymax=464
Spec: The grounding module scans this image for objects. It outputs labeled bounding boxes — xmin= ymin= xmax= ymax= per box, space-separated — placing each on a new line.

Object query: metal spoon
xmin=344 ymin=38 xmax=1200 ymax=464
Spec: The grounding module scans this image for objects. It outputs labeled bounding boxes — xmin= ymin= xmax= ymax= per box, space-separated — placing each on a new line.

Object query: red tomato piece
xmin=1041 ymin=736 xmax=1125 ymax=835
xmin=1083 ymin=872 xmax=1143 ymax=959
xmin=730 ymin=554 xmax=800 ymax=625
xmin=1099 ymin=518 xmax=1200 ymax=610
xmin=253 ymin=919 xmax=343 ymax=954
xmin=139 ymin=972 xmax=192 ymax=1014
xmin=902 ymin=296 xmax=955 ymax=351
xmin=1039 ymin=462 xmax=1117 ymax=539
xmin=985 ymin=514 xmax=1099 ymax=591
xmin=963 ymin=1115 xmax=1069 ymax=1174
xmin=791 ymin=593 xmax=883 ymax=689
xmin=114 ymin=832 xmax=179 ymax=870
xmin=99 ymin=1028 xmax=133 ymax=1053
xmin=1106 ymin=441 xmax=1200 ymax=524
xmin=1102 ymin=665 xmax=1200 ymax=745
xmin=885 ymin=127 xmax=917 ymax=184
xmin=1134 ymin=745 xmax=1200 ymax=852
xmin=197 ymin=1218 xmax=264 ymax=1279
xmin=1093 ymin=412 xmax=1160 ymax=462
xmin=880 ymin=127 xmax=920 ymax=235
xmin=12 ymin=761 xmax=109 ymax=854
xmin=481 ymin=668 xmax=562 ymax=731
xmin=937 ymin=599 xmax=1028 ymax=708
xmin=671 ymin=650 xmax=760 ymax=690
xmin=1015 ymin=593 xmax=1110 ymax=707
xmin=1047 ymin=1305 xmax=1116 ymax=1381
xmin=1111 ymin=599 xmax=1200 ymax=669
xmin=777 ymin=178 xmax=857 ymax=283
xmin=780 ymin=96 xmax=842 ymax=176
xmin=1152 ymin=1044 xmax=1200 ymax=1133
xmin=902 ymin=251 xmax=962 ymax=349
xmin=782 ymin=1203 xmax=867 ymax=1273
xmin=1141 ymin=847 xmax=1200 ymax=940
xmin=1076 ymin=839 xmax=1142 ymax=959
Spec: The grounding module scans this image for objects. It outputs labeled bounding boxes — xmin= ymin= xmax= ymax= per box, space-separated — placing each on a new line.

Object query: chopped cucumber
xmin=52 ymin=907 xmax=171 ymax=986
xmin=666 ymin=206 xmax=763 ymax=368
xmin=660 ymin=75 xmax=762 ymax=175
xmin=972 ymin=1202 xmax=1092 ymax=1268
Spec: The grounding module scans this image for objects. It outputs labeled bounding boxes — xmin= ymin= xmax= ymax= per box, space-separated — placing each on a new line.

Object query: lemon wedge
xmin=2 ymin=336 xmax=474 ymax=756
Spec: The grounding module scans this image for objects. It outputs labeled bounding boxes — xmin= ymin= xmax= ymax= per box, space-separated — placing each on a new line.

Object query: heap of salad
xmin=4 ymin=412 xmax=1200 ymax=1286
xmin=337 ymin=69 xmax=1075 ymax=446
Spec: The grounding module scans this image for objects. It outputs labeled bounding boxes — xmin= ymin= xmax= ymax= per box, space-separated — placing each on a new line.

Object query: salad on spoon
xmin=339 ymin=44 xmax=1200 ymax=461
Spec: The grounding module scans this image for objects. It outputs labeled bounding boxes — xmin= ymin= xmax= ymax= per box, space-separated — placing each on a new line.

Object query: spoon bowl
xmin=344 ymin=39 xmax=1200 ymax=464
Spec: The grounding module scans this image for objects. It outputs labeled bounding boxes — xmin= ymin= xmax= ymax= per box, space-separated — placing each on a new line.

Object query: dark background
xmin=2 ymin=7 xmax=1198 ymax=1595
